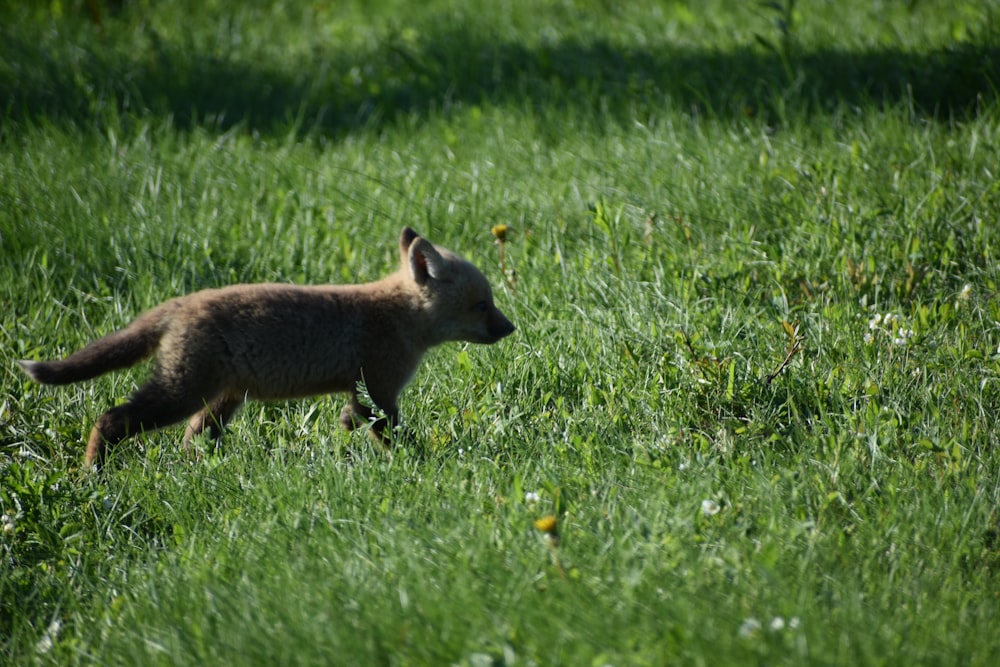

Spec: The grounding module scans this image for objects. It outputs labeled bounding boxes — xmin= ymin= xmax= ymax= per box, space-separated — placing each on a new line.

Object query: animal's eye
xmin=472 ymin=300 xmax=489 ymax=314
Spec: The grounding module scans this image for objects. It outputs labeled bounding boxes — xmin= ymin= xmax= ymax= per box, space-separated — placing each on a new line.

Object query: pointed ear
xmin=399 ymin=227 xmax=420 ymax=264
xmin=408 ymin=238 xmax=445 ymax=285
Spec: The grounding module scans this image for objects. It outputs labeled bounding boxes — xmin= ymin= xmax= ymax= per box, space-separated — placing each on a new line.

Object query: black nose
xmin=495 ymin=320 xmax=515 ymax=337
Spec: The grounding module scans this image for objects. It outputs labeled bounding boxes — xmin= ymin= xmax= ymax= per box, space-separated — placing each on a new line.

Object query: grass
xmin=2 ymin=0 xmax=1000 ymax=664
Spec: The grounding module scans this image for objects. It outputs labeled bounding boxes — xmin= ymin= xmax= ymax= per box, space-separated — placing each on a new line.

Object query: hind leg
xmin=86 ymin=378 xmax=219 ymax=469
xmin=183 ymin=393 xmax=245 ymax=455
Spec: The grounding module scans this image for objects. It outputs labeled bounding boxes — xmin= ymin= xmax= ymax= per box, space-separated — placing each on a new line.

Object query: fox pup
xmin=17 ymin=227 xmax=515 ymax=469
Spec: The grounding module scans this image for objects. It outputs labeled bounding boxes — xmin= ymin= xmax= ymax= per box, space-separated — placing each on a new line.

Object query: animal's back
xmin=167 ymin=283 xmax=404 ymax=399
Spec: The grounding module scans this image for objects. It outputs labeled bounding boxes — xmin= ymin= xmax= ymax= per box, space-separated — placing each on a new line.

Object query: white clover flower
xmin=36 ymin=619 xmax=61 ymax=654
xmin=868 ymin=314 xmax=882 ymax=329
xmin=36 ymin=635 xmax=53 ymax=654
xmin=789 ymin=617 xmax=801 ymax=629
xmin=894 ymin=328 xmax=914 ymax=346
xmin=701 ymin=499 xmax=721 ymax=516
xmin=770 ymin=616 xmax=786 ymax=631
xmin=738 ymin=617 xmax=761 ymax=638
xmin=524 ymin=491 xmax=540 ymax=504
xmin=959 ymin=284 xmax=973 ymax=301
xmin=863 ymin=333 xmax=874 ymax=345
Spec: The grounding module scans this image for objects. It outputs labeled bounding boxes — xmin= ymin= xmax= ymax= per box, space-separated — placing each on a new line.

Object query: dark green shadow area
xmin=2 ymin=6 xmax=999 ymax=139
xmin=2 ymin=15 xmax=998 ymax=138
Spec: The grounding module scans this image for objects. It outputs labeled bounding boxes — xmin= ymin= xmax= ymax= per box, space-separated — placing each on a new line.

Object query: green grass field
xmin=2 ymin=0 xmax=1000 ymax=664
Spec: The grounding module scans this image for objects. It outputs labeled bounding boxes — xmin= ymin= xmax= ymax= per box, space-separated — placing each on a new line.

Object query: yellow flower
xmin=534 ymin=515 xmax=558 ymax=534
xmin=491 ymin=224 xmax=509 ymax=242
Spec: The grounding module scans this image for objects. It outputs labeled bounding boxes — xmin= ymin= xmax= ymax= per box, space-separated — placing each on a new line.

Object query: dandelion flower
xmin=491 ymin=224 xmax=509 ymax=242
xmin=701 ymin=499 xmax=721 ymax=516
xmin=534 ymin=515 xmax=558 ymax=534
xmin=534 ymin=514 xmax=559 ymax=547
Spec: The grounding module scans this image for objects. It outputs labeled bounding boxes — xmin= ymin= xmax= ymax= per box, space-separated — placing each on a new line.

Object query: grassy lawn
xmin=2 ymin=0 xmax=999 ymax=664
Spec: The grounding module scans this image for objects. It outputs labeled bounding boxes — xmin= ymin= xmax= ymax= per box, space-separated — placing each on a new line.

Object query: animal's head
xmin=399 ymin=227 xmax=516 ymax=345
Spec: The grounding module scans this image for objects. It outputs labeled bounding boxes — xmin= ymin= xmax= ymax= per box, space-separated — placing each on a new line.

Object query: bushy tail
xmin=17 ymin=303 xmax=175 ymax=385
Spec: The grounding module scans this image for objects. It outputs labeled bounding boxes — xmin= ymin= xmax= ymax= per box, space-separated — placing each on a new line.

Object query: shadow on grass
xmin=2 ymin=21 xmax=998 ymax=137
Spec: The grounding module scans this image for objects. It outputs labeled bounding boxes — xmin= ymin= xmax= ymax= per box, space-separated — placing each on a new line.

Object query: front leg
xmin=340 ymin=394 xmax=399 ymax=444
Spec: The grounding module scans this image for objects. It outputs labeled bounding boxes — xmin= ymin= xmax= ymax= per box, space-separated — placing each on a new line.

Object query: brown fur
xmin=17 ymin=227 xmax=515 ymax=469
